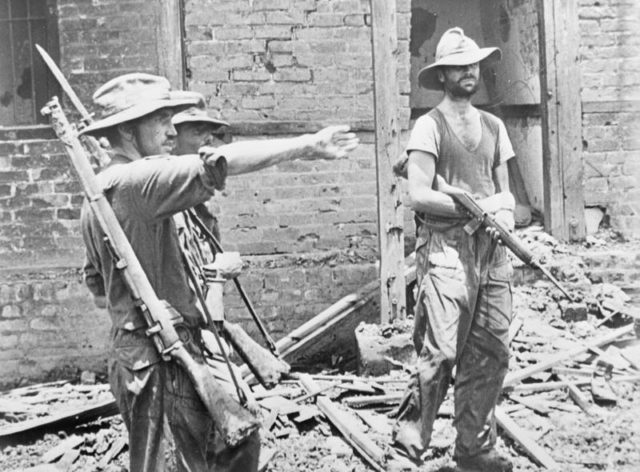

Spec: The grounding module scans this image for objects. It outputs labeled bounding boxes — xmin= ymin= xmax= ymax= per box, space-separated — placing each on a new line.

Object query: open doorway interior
xmin=408 ymin=0 xmax=544 ymax=227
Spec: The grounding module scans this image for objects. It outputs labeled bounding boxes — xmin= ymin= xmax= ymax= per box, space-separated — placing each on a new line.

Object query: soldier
xmin=79 ymin=72 xmax=358 ymax=472
xmin=392 ymin=28 xmax=516 ymax=472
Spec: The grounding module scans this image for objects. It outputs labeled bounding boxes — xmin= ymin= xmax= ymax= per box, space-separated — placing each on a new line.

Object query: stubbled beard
xmin=446 ymin=78 xmax=478 ymax=98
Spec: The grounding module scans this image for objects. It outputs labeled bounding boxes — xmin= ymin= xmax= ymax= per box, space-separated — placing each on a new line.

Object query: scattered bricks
xmin=560 ymin=301 xmax=589 ymax=322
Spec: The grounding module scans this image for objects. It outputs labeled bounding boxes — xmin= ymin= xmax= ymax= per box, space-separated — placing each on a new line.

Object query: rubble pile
xmin=1 ymin=230 xmax=639 ymax=471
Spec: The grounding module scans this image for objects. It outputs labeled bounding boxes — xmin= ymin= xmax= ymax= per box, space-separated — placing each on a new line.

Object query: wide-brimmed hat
xmin=417 ymin=27 xmax=501 ymax=90
xmin=80 ymin=73 xmax=199 ymax=136
xmin=172 ymin=94 xmax=229 ymax=129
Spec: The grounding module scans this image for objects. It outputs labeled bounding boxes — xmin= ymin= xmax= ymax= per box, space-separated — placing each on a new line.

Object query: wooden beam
xmin=504 ymin=324 xmax=634 ymax=387
xmin=298 ymin=374 xmax=386 ymax=472
xmin=157 ymin=0 xmax=184 ymax=89
xmin=495 ymin=406 xmax=559 ymax=469
xmin=538 ymin=0 xmax=585 ymax=241
xmin=0 ymin=398 xmax=119 ymax=445
xmin=370 ymin=0 xmax=406 ymax=322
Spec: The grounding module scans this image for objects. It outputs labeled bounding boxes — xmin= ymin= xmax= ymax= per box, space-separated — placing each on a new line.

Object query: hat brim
xmin=417 ymin=47 xmax=501 ymax=90
xmin=172 ymin=115 xmax=230 ymax=128
xmin=80 ymin=95 xmax=199 ymax=136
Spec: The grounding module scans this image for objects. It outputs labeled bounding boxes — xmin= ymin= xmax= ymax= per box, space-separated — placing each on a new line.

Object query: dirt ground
xmin=1 ymin=230 xmax=639 ymax=471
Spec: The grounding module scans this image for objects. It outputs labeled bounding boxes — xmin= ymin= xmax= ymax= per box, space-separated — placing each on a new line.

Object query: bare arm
xmin=407 ymin=150 xmax=466 ymax=217
xmin=211 ymin=125 xmax=359 ymax=175
xmin=492 ymin=161 xmax=511 ymax=193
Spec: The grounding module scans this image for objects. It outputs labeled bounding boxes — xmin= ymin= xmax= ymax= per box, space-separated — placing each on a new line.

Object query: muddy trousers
xmin=109 ymin=342 xmax=260 ymax=472
xmin=392 ymin=226 xmax=512 ymax=461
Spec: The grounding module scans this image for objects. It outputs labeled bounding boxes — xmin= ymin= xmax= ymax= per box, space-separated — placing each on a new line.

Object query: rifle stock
xmin=41 ymin=97 xmax=259 ymax=447
xmin=440 ymin=180 xmax=574 ymax=301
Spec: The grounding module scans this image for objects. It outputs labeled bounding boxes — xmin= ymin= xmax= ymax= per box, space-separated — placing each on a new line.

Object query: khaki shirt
xmin=81 ymin=152 xmax=225 ymax=369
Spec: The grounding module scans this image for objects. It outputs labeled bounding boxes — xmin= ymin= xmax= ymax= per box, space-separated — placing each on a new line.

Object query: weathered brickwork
xmin=56 ymin=0 xmax=160 ymax=109
xmin=1 ymin=0 xmax=637 ymax=384
xmin=0 ymin=268 xmax=109 ymax=387
xmin=0 ymin=136 xmax=83 ymax=268
xmin=579 ymin=0 xmax=640 ymax=237
xmin=184 ymin=0 xmax=412 ymax=126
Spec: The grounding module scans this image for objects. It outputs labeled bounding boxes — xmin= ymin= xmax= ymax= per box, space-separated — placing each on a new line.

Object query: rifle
xmin=436 ymin=177 xmax=574 ymax=301
xmin=36 ymin=43 xmax=285 ymax=380
xmin=36 ymin=44 xmax=110 ymax=168
xmin=185 ymin=208 xmax=281 ymax=357
xmin=41 ymin=97 xmax=259 ymax=447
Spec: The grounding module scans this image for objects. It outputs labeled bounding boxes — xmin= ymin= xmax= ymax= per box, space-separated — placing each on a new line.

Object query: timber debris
xmin=1 ymin=229 xmax=639 ymax=471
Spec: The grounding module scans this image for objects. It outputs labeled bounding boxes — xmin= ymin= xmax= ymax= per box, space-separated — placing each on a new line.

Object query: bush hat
xmin=417 ymin=27 xmax=502 ymax=90
xmin=172 ymin=92 xmax=229 ymax=129
xmin=80 ymin=73 xmax=199 ymax=136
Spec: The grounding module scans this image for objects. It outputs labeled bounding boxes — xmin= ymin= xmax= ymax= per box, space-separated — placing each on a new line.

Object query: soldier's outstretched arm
xmin=206 ymin=125 xmax=359 ymax=175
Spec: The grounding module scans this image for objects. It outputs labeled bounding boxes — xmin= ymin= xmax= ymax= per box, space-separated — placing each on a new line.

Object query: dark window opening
xmin=0 ymin=0 xmax=59 ymax=126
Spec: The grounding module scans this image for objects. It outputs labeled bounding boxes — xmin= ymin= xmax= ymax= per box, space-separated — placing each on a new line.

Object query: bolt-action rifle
xmin=436 ymin=176 xmax=574 ymax=301
xmin=41 ymin=97 xmax=259 ymax=447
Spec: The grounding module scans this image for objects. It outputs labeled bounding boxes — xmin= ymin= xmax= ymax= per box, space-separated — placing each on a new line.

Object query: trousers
xmin=109 ymin=328 xmax=260 ymax=472
xmin=392 ymin=225 xmax=512 ymax=461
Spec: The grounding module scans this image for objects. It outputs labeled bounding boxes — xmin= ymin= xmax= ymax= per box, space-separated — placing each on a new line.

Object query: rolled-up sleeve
xmin=113 ymin=153 xmax=227 ymax=222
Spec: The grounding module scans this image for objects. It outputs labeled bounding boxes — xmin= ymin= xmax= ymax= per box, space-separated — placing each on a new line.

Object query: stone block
xmin=560 ymin=301 xmax=589 ymax=322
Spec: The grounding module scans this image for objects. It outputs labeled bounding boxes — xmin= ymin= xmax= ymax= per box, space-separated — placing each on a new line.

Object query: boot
xmin=455 ymin=449 xmax=513 ymax=472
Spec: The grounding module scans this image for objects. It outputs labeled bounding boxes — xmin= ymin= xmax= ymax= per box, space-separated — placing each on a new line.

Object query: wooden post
xmin=157 ymin=0 xmax=185 ymax=89
xmin=538 ymin=0 xmax=586 ymax=241
xmin=370 ymin=0 xmax=406 ymax=323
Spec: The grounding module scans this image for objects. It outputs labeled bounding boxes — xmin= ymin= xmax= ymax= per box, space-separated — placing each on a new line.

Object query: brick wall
xmin=579 ymin=0 xmax=640 ymax=237
xmin=184 ymin=0 xmax=412 ymax=126
xmin=57 ymin=0 xmax=160 ymax=110
xmin=0 ymin=0 xmax=413 ymax=385
xmin=1 ymin=0 xmax=637 ymax=385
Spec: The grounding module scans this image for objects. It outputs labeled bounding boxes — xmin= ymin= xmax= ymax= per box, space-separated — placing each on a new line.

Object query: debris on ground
xmin=1 ymin=229 xmax=639 ymax=471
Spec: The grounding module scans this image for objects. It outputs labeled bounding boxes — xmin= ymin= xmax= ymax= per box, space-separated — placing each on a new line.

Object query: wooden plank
xmin=557 ymin=375 xmax=600 ymax=416
xmin=508 ymin=395 xmax=551 ymax=416
xmin=97 ymin=436 xmax=127 ymax=469
xmin=537 ymin=0 xmax=585 ymax=241
xmin=274 ymin=255 xmax=415 ymax=359
xmin=0 ymin=398 xmax=119 ymax=444
xmin=342 ymin=393 xmax=403 ymax=408
xmin=370 ymin=0 xmax=406 ymax=322
xmin=503 ymin=324 xmax=634 ymax=387
xmin=41 ymin=435 xmax=84 ymax=463
xmin=156 ymin=0 xmax=184 ymax=89
xmin=495 ymin=406 xmax=559 ymax=469
xmin=298 ymin=374 xmax=386 ymax=472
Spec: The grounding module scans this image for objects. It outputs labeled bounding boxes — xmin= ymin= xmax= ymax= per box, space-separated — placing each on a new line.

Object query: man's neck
xmin=439 ymin=93 xmax=475 ymax=117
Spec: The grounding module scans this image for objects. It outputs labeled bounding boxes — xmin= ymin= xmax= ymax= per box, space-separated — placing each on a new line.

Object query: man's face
xmin=174 ymin=122 xmax=227 ymax=155
xmin=440 ymin=63 xmax=480 ymax=98
xmin=133 ymin=108 xmax=177 ymax=156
